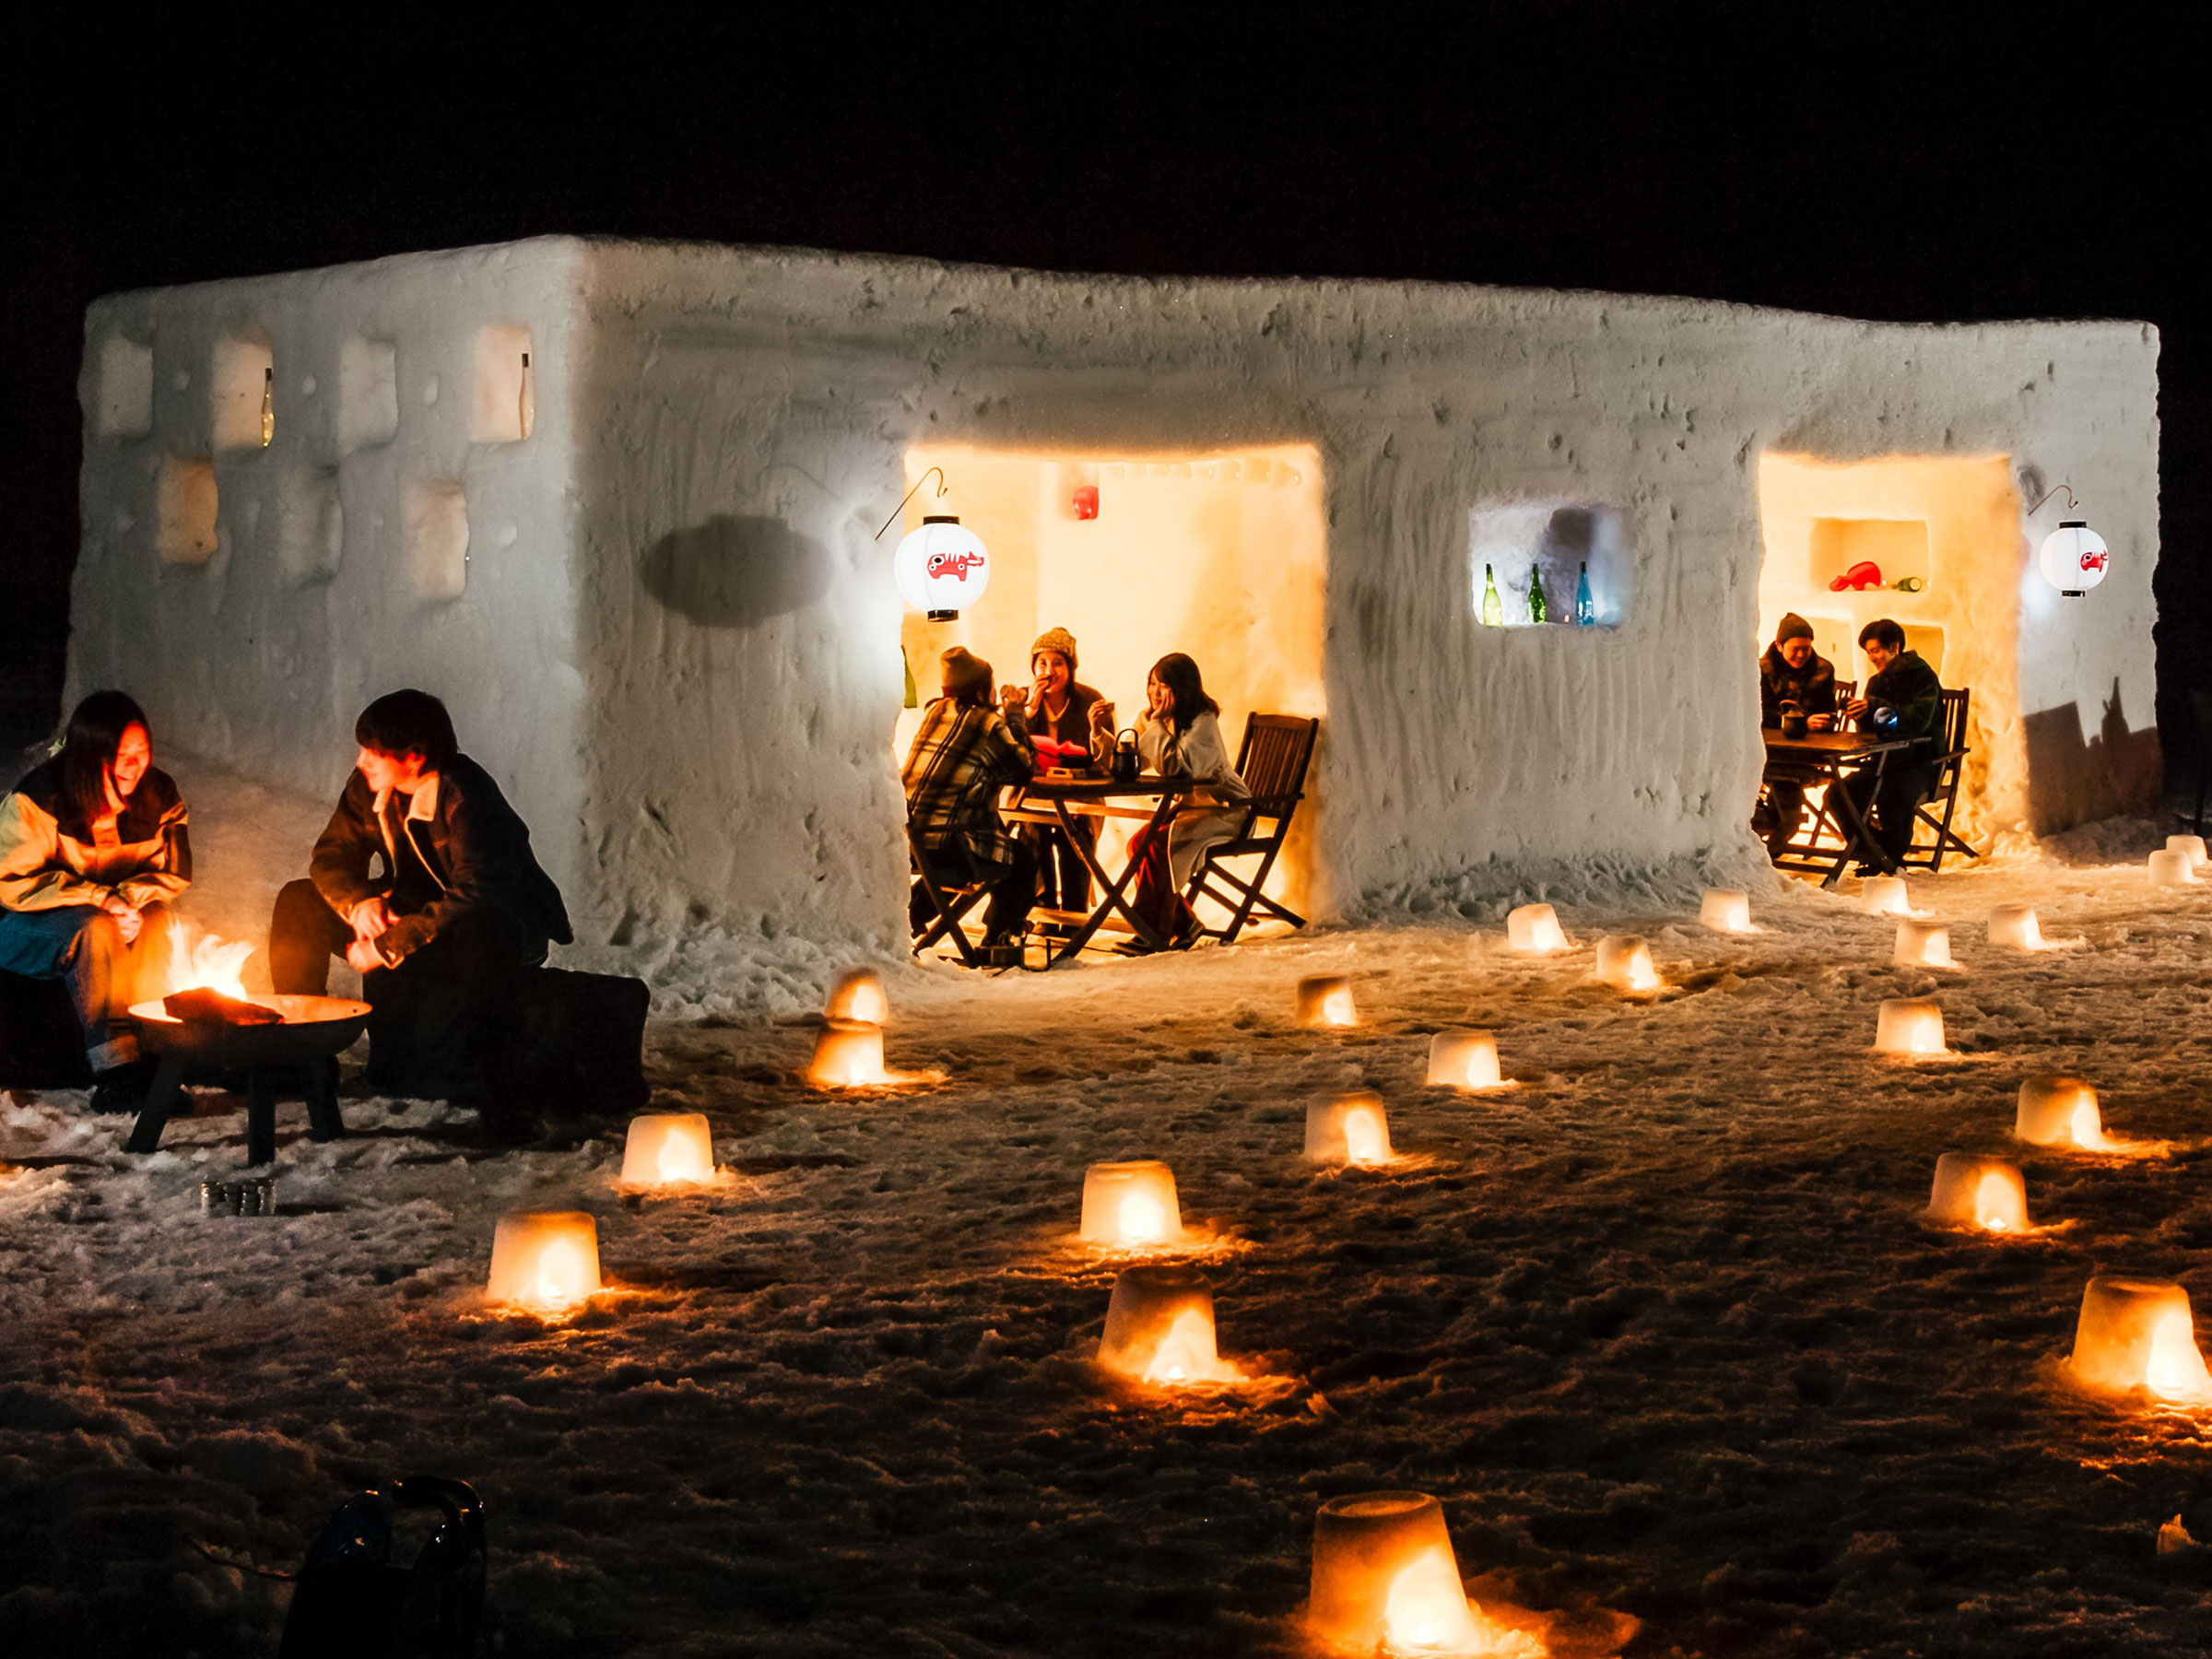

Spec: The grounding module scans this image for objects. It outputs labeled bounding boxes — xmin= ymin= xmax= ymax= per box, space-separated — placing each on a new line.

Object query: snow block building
xmin=70 ymin=237 xmax=2160 ymax=950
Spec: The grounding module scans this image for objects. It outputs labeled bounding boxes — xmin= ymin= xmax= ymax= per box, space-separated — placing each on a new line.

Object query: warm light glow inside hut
xmin=1309 ymin=1491 xmax=1543 ymax=1657
xmin=825 ymin=967 xmax=888 ymax=1024
xmin=1893 ymin=920 xmax=1955 ymax=969
xmin=1298 ymin=975 xmax=1359 ymax=1029
xmin=485 ymin=1211 xmax=603 ymax=1312
xmin=1426 ymin=1030 xmax=1506 ymax=1091
xmin=1505 ymin=903 xmax=1568 ymax=954
xmin=2070 ymin=1277 xmax=2212 ymax=1402
xmin=1925 ymin=1153 xmax=2030 ymax=1232
xmin=1699 ymin=888 xmax=1754 ymax=934
xmin=1987 ymin=903 xmax=2046 ymax=951
xmin=1078 ymin=1159 xmax=1184 ymax=1248
xmin=806 ymin=1018 xmax=892 ymax=1088
xmin=1874 ymin=997 xmax=1947 ymax=1056
xmin=1307 ymin=1091 xmax=1393 ymax=1166
xmin=1594 ymin=935 xmax=1659 ymax=992
xmin=2015 ymin=1075 xmax=2114 ymax=1150
xmin=1096 ymin=1265 xmax=1240 ymax=1385
xmin=618 ymin=1112 xmax=716 ymax=1187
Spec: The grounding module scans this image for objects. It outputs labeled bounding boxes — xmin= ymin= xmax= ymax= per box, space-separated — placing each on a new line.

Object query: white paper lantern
xmin=2038 ymin=520 xmax=2110 ymax=595
xmin=892 ymin=515 xmax=992 ymax=618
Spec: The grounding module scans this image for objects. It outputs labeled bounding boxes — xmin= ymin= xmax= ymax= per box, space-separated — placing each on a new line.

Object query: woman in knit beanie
xmin=1013 ymin=627 xmax=1115 ymax=911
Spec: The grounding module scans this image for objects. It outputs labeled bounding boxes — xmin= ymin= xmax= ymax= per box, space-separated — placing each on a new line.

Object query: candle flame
xmin=166 ymin=918 xmax=254 ymax=1002
xmin=1625 ymin=954 xmax=1660 ymax=992
xmin=1117 ymin=1191 xmax=1168 ymax=1244
xmin=1323 ymin=987 xmax=1357 ymax=1027
xmin=1975 ymin=1170 xmax=2018 ymax=1232
xmin=2145 ymin=1311 xmax=2212 ymax=1400
xmin=1382 ymin=1551 xmax=1480 ymax=1653
xmin=1345 ymin=1107 xmax=1388 ymax=1166
xmin=2069 ymin=1099 xmax=2113 ymax=1151
xmin=532 ymin=1238 xmax=590 ymax=1309
xmin=1140 ymin=1306 xmax=1237 ymax=1385
xmin=655 ymin=1134 xmax=709 ymax=1184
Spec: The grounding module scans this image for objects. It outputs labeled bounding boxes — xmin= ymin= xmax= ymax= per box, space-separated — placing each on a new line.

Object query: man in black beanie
xmin=1754 ymin=613 xmax=1839 ymax=854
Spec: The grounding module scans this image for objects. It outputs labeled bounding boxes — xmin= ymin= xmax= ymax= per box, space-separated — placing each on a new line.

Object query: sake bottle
xmin=1528 ymin=565 xmax=1549 ymax=624
xmin=1480 ymin=563 xmax=1503 ymax=627
xmin=259 ymin=367 xmax=274 ymax=448
xmin=518 ymin=351 xmax=535 ymax=440
xmin=901 ymin=645 xmax=918 ymax=710
xmin=1575 ymin=560 xmax=1595 ymax=625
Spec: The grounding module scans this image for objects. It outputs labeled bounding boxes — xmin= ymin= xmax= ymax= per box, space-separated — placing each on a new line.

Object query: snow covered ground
xmin=5 ymin=753 xmax=2211 ymax=1657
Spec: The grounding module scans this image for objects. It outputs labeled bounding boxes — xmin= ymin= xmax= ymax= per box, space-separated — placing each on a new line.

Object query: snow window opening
xmin=404 ymin=478 xmax=470 ymax=601
xmin=1469 ymin=500 xmax=1629 ymax=627
xmin=91 ymin=335 xmax=153 ymax=441
xmin=336 ymin=337 xmax=399 ymax=453
xmin=274 ymin=467 xmax=344 ymax=587
xmin=471 ymin=324 xmax=535 ymax=443
xmin=211 ymin=335 xmax=274 ymax=453
xmin=155 ymin=457 xmax=219 ymax=566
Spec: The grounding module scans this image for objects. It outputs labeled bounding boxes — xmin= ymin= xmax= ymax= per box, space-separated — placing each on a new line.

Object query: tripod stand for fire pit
xmin=123 ymin=995 xmax=372 ymax=1166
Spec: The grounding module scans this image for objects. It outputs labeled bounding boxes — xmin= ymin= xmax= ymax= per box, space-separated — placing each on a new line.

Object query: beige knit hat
xmin=1030 ymin=627 xmax=1078 ymax=673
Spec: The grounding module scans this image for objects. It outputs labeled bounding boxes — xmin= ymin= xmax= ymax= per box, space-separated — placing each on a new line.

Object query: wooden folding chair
xmin=907 ymin=820 xmax=992 ymax=968
xmin=1182 ymin=714 xmax=1320 ymax=946
xmin=1900 ymin=688 xmax=1979 ymax=872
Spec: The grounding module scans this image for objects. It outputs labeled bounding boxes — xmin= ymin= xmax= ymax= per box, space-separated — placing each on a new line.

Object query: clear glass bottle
xmin=1528 ymin=565 xmax=1548 ymax=624
xmin=1480 ymin=563 xmax=1503 ymax=627
xmin=259 ymin=367 xmax=274 ymax=448
xmin=518 ymin=351 xmax=535 ymax=440
xmin=1575 ymin=560 xmax=1595 ymax=625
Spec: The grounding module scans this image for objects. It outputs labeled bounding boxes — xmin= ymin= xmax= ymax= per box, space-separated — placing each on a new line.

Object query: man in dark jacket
xmin=1835 ymin=618 xmax=1945 ymax=872
xmin=269 ymin=689 xmax=571 ymax=1112
xmin=1754 ymin=613 xmax=1839 ymax=853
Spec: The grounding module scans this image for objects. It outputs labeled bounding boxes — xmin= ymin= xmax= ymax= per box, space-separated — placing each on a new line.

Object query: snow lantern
xmin=1987 ymin=903 xmax=2045 ymax=951
xmin=1307 ymin=1090 xmax=1393 ymax=1166
xmin=2015 ymin=1074 xmax=2112 ymax=1150
xmin=807 ymin=1018 xmax=891 ymax=1088
xmin=2168 ymin=834 xmax=2210 ymax=873
xmin=1594 ymin=935 xmax=1660 ymax=992
xmin=2038 ymin=520 xmax=2111 ymax=597
xmin=486 ymin=1210 xmax=602 ymax=1312
xmin=2070 ymin=1277 xmax=2212 ymax=1402
xmin=1310 ymin=1492 xmax=1524 ymax=1657
xmin=1926 ymin=1153 xmax=2030 ymax=1232
xmin=1298 ymin=975 xmax=1359 ymax=1029
xmin=1874 ymin=997 xmax=1947 ymax=1056
xmin=1700 ymin=888 xmax=1753 ymax=934
xmin=2148 ymin=849 xmax=2198 ymax=888
xmin=893 ymin=515 xmax=992 ymax=620
xmin=1505 ymin=902 xmax=1568 ymax=954
xmin=825 ymin=967 xmax=888 ymax=1024
xmin=1079 ymin=1159 xmax=1184 ymax=1248
xmin=1861 ymin=876 xmax=1911 ymax=917
xmin=618 ymin=1112 xmax=716 ymax=1187
xmin=1426 ymin=1030 xmax=1504 ymax=1091
xmin=1097 ymin=1265 xmax=1237 ymax=1384
xmin=1893 ymin=920 xmax=1954 ymax=968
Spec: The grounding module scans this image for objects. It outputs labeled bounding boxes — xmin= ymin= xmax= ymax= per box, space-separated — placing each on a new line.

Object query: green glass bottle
xmin=1480 ymin=563 xmax=1503 ymax=627
xmin=1528 ymin=565 xmax=1548 ymax=624
xmin=901 ymin=645 xmax=918 ymax=710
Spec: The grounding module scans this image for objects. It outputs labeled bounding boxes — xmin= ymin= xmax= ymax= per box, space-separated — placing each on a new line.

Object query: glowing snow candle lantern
xmin=806 ymin=1018 xmax=890 ymax=1088
xmin=1987 ymin=903 xmax=2045 ymax=950
xmin=1926 ymin=1153 xmax=2030 ymax=1232
xmin=1505 ymin=902 xmax=1568 ymax=954
xmin=1078 ymin=1159 xmax=1184 ymax=1247
xmin=2070 ymin=1277 xmax=2212 ymax=1401
xmin=1298 ymin=975 xmax=1359 ymax=1029
xmin=1311 ymin=1492 xmax=1490 ymax=1656
xmin=1893 ymin=919 xmax=1954 ymax=968
xmin=1862 ymin=876 xmax=1911 ymax=917
xmin=1426 ymin=1030 xmax=1503 ymax=1090
xmin=1594 ymin=935 xmax=1660 ymax=992
xmin=618 ymin=1112 xmax=716 ymax=1186
xmin=1306 ymin=1090 xmax=1393 ymax=1166
xmin=824 ymin=967 xmax=888 ymax=1024
xmin=1699 ymin=888 xmax=1753 ymax=933
xmin=2148 ymin=849 xmax=2198 ymax=888
xmin=1874 ymin=997 xmax=1947 ymax=1056
xmin=485 ymin=1210 xmax=602 ymax=1311
xmin=1097 ymin=1265 xmax=1236 ymax=1383
xmin=2169 ymin=834 xmax=2210 ymax=872
xmin=2015 ymin=1074 xmax=2112 ymax=1149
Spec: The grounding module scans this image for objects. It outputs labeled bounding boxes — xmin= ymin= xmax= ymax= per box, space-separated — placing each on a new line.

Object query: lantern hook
xmin=2025 ymin=482 xmax=2078 ymax=516
xmin=875 ymin=466 xmax=948 ymax=540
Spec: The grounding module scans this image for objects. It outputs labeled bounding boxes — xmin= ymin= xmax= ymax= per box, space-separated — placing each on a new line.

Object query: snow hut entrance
xmin=1755 ymin=453 xmax=2025 ymax=841
xmin=895 ymin=443 xmax=1328 ymax=926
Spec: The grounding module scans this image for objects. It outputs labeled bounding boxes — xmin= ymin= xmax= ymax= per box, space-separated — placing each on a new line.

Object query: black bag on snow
xmin=279 ymin=1476 xmax=487 ymax=1658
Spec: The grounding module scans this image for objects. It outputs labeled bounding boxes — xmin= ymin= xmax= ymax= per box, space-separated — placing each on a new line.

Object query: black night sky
xmin=6 ymin=7 xmax=2206 ymax=785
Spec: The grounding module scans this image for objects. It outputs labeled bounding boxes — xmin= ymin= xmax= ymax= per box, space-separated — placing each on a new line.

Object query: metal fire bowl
xmin=128 ymin=995 xmax=372 ymax=1066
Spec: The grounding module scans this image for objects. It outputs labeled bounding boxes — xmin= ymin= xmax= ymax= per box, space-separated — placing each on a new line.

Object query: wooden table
xmin=1003 ymin=774 xmax=1200 ymax=961
xmin=1762 ymin=729 xmax=1909 ymax=888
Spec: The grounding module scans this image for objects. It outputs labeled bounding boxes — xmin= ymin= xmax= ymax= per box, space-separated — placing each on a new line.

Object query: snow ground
xmin=4 ymin=753 xmax=2211 ymax=1657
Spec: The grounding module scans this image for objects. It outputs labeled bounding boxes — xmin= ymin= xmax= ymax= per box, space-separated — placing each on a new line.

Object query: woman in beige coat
xmin=1127 ymin=653 xmax=1249 ymax=945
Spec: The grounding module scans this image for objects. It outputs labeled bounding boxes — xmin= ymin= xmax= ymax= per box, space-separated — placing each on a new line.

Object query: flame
xmin=1344 ymin=1107 xmax=1388 ymax=1166
xmin=1140 ymin=1306 xmax=1238 ymax=1385
xmin=1975 ymin=1170 xmax=2017 ymax=1232
xmin=166 ymin=918 xmax=254 ymax=1001
xmin=1117 ymin=1191 xmax=1169 ymax=1245
xmin=1382 ymin=1551 xmax=1481 ymax=1654
xmin=1625 ymin=954 xmax=1660 ymax=992
xmin=532 ymin=1238 xmax=591 ymax=1309
xmin=2016 ymin=913 xmax=2046 ymax=949
xmin=1322 ymin=987 xmax=1357 ymax=1027
xmin=655 ymin=1133 xmax=711 ymax=1185
xmin=2145 ymin=1312 xmax=2212 ymax=1400
xmin=2069 ymin=1099 xmax=2114 ymax=1152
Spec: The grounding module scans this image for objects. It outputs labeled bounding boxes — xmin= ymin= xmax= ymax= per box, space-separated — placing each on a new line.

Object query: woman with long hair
xmin=1124 ymin=653 xmax=1250 ymax=947
xmin=0 ymin=691 xmax=190 ymax=1106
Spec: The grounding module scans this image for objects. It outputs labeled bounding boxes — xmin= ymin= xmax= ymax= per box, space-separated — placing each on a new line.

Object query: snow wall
xmin=73 ymin=236 xmax=2159 ymax=961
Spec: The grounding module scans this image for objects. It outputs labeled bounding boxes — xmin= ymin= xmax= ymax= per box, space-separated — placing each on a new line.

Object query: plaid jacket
xmin=902 ymin=699 xmax=1034 ymax=869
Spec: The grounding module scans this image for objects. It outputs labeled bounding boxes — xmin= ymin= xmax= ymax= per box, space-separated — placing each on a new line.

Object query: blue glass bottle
xmin=1574 ymin=560 xmax=1595 ymax=625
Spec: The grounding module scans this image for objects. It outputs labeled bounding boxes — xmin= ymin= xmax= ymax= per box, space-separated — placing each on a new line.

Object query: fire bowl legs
xmin=123 ymin=1056 xmax=347 ymax=1165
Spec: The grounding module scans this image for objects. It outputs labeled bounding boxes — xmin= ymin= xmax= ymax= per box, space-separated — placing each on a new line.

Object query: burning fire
xmin=167 ymin=918 xmax=254 ymax=1001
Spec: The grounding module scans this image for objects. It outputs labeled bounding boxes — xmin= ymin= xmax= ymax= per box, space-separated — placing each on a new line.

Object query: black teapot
xmin=1778 ymin=701 xmax=1808 ymax=740
xmin=1111 ymin=728 xmax=1142 ymax=784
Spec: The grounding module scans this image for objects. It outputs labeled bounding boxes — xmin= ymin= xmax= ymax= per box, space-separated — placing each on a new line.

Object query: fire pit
xmin=123 ymin=994 xmax=371 ymax=1165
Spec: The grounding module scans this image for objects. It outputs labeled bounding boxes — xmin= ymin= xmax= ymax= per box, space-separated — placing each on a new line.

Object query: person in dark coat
xmin=1753 ymin=614 xmax=1839 ymax=854
xmin=1005 ymin=627 xmax=1115 ymax=912
xmin=269 ymin=689 xmax=571 ymax=1113
xmin=1835 ymin=618 xmax=1945 ymax=872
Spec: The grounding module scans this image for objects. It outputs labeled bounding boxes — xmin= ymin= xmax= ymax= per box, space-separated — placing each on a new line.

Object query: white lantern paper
xmin=892 ymin=515 xmax=992 ymax=618
xmin=2038 ymin=521 xmax=2111 ymax=595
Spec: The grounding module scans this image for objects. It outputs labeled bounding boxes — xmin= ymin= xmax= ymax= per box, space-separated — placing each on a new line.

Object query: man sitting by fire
xmin=1752 ymin=611 xmax=1839 ymax=855
xmin=903 ymin=646 xmax=1037 ymax=957
xmin=269 ymin=690 xmax=571 ymax=1122
xmin=1835 ymin=618 xmax=1946 ymax=873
